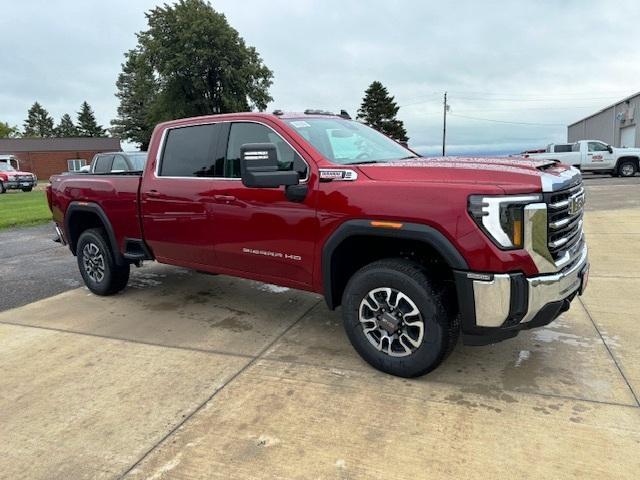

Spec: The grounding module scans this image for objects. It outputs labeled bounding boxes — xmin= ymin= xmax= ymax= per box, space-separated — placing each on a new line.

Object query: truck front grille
xmin=545 ymin=182 xmax=585 ymax=265
xmin=18 ymin=175 xmax=32 ymax=182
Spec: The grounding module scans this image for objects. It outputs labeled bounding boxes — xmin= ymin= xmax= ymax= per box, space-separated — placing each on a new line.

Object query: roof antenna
xmin=339 ymin=109 xmax=352 ymax=120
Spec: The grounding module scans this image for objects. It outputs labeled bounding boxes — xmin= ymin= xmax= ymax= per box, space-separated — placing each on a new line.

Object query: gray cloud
xmin=1 ymin=0 xmax=638 ymax=154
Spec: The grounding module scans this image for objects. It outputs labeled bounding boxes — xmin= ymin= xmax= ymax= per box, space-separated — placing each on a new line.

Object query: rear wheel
xmin=341 ymin=258 xmax=458 ymax=378
xmin=77 ymin=228 xmax=130 ymax=295
xmin=618 ymin=160 xmax=637 ymax=177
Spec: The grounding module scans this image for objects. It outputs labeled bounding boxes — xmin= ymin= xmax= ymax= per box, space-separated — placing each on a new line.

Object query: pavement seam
xmin=0 ymin=320 xmax=255 ymax=360
xmin=578 ymin=297 xmax=640 ymax=407
xmin=116 ymin=299 xmax=321 ymax=479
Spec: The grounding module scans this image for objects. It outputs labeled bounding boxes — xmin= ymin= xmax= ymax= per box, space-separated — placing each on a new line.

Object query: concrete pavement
xmin=0 ymin=210 xmax=639 ymax=479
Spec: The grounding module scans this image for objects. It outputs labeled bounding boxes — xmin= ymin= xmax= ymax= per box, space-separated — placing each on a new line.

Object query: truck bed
xmin=48 ymin=173 xmax=143 ymax=253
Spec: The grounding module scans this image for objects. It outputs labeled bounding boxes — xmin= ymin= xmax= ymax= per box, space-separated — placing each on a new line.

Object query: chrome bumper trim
xmin=470 ymin=244 xmax=588 ymax=328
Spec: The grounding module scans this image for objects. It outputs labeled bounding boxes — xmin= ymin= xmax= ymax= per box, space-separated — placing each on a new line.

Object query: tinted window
xmin=160 ymin=124 xmax=221 ymax=177
xmin=225 ymin=122 xmax=307 ymax=179
xmin=112 ymin=155 xmax=128 ymax=171
xmin=93 ymin=155 xmax=113 ymax=173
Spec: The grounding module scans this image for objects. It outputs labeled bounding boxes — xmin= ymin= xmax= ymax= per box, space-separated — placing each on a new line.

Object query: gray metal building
xmin=568 ymin=91 xmax=640 ymax=148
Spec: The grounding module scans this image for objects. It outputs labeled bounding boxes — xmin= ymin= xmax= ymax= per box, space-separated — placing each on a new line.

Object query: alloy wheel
xmin=82 ymin=242 xmax=105 ymax=283
xmin=358 ymin=287 xmax=425 ymax=357
xmin=621 ymin=163 xmax=635 ymax=177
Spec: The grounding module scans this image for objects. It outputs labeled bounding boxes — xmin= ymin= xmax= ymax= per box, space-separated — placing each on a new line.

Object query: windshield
xmin=127 ymin=152 xmax=148 ymax=170
xmin=285 ymin=118 xmax=416 ymax=165
xmin=0 ymin=163 xmax=16 ymax=172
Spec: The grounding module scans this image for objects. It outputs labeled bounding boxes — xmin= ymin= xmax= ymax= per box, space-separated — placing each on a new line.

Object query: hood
xmin=1 ymin=170 xmax=35 ymax=177
xmin=356 ymin=156 xmax=574 ymax=194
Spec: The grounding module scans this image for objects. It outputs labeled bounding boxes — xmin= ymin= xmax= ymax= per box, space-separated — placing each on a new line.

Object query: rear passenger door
xmin=209 ymin=121 xmax=318 ymax=287
xmin=140 ymin=123 xmax=226 ymax=266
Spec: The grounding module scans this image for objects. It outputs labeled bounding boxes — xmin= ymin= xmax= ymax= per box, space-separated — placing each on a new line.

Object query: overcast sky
xmin=1 ymin=0 xmax=639 ymax=154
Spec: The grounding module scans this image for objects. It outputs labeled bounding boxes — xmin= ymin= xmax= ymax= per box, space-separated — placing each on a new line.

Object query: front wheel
xmin=21 ymin=187 xmax=33 ymax=192
xmin=77 ymin=228 xmax=130 ymax=295
xmin=341 ymin=258 xmax=458 ymax=378
xmin=0 ymin=182 xmax=5 ymax=194
xmin=618 ymin=160 xmax=637 ymax=177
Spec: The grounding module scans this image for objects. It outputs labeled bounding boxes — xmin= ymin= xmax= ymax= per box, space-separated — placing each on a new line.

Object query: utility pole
xmin=442 ymin=91 xmax=448 ymax=156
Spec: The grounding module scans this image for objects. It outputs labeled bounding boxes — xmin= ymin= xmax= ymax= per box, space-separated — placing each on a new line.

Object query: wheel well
xmin=328 ymin=235 xmax=456 ymax=309
xmin=616 ymin=156 xmax=639 ymax=169
xmin=67 ymin=211 xmax=106 ymax=255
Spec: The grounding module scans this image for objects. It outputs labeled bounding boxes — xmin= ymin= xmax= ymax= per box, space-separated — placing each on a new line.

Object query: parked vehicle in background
xmin=524 ymin=140 xmax=640 ymax=177
xmin=0 ymin=161 xmax=37 ymax=193
xmin=89 ymin=152 xmax=148 ymax=174
xmin=48 ymin=111 xmax=589 ymax=378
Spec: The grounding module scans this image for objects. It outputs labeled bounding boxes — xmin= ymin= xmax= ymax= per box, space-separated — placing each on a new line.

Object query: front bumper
xmin=4 ymin=179 xmax=37 ymax=189
xmin=454 ymin=244 xmax=589 ymax=346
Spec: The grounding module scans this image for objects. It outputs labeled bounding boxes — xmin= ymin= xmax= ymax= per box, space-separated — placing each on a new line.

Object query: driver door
xmin=208 ymin=121 xmax=318 ymax=287
xmin=586 ymin=141 xmax=613 ymax=170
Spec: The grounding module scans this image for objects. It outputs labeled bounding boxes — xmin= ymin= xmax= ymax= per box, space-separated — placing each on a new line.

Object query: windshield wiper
xmin=344 ymin=160 xmax=380 ymax=165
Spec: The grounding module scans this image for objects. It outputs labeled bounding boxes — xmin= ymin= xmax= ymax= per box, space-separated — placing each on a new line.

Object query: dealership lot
xmin=1 ymin=182 xmax=640 ymax=479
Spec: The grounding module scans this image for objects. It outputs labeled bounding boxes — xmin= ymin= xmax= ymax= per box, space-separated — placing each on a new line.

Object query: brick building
xmin=0 ymin=137 xmax=121 ymax=179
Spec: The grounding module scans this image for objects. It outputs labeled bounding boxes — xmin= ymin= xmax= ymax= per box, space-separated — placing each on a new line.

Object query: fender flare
xmin=322 ymin=219 xmax=468 ymax=309
xmin=64 ymin=202 xmax=125 ymax=265
xmin=615 ymin=156 xmax=639 ymax=171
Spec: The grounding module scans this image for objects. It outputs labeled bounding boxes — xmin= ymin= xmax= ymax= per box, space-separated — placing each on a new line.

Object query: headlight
xmin=469 ymin=194 xmax=542 ymax=249
xmin=8 ymin=175 xmax=16 ymax=181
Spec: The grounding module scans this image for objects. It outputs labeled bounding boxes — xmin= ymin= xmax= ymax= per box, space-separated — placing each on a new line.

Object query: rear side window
xmin=112 ymin=155 xmax=128 ymax=172
xmin=93 ymin=155 xmax=113 ymax=173
xmin=160 ymin=124 xmax=222 ymax=177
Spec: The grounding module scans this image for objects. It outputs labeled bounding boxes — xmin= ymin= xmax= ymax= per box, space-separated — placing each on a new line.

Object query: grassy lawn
xmin=0 ymin=190 xmax=52 ymax=230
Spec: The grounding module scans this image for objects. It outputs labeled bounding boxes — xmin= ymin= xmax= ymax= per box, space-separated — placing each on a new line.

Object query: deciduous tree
xmin=112 ymin=0 xmax=273 ymax=149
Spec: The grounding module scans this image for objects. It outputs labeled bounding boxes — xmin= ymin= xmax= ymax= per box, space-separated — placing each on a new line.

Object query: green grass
xmin=0 ymin=190 xmax=52 ymax=230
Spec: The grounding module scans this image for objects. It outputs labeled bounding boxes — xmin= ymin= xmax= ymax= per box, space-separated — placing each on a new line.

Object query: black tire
xmin=342 ymin=258 xmax=459 ymax=378
xmin=0 ymin=181 xmax=5 ymax=194
xmin=77 ymin=228 xmax=130 ymax=295
xmin=21 ymin=187 xmax=33 ymax=192
xmin=618 ymin=160 xmax=637 ymax=177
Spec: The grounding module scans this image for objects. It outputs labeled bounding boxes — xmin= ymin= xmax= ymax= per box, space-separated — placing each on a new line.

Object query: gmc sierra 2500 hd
xmin=47 ymin=111 xmax=589 ymax=377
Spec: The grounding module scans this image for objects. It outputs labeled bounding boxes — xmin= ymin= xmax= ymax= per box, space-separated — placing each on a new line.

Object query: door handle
xmin=147 ymin=190 xmax=161 ymax=198
xmin=215 ymin=194 xmax=237 ymax=202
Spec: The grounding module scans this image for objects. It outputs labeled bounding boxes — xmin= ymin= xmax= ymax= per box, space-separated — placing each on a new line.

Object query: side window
xmin=588 ymin=142 xmax=608 ymax=152
xmin=93 ymin=155 xmax=113 ymax=173
xmin=160 ymin=124 xmax=222 ymax=177
xmin=112 ymin=155 xmax=128 ymax=172
xmin=225 ymin=122 xmax=308 ymax=179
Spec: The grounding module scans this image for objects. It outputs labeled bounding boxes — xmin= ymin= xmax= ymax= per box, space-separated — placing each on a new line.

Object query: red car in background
xmin=0 ymin=160 xmax=38 ymax=193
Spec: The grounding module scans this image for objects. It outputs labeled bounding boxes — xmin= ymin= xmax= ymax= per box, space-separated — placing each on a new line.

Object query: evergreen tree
xmin=77 ymin=101 xmax=106 ymax=137
xmin=112 ymin=0 xmax=273 ymax=149
xmin=23 ymin=102 xmax=55 ymax=137
xmin=357 ymin=81 xmax=408 ymax=143
xmin=55 ymin=114 xmax=79 ymax=137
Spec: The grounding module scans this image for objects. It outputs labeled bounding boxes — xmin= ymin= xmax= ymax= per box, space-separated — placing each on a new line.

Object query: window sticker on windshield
xmin=290 ymin=121 xmax=311 ymax=128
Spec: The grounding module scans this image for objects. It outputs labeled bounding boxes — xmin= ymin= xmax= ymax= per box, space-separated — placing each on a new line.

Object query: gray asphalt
xmin=1 ymin=175 xmax=638 ymax=312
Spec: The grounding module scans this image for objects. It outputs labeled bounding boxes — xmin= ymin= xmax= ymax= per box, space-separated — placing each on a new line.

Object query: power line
xmin=449 ymin=113 xmax=565 ymax=127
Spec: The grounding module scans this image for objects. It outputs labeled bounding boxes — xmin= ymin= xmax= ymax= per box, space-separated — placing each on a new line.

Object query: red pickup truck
xmin=47 ymin=111 xmax=589 ymax=377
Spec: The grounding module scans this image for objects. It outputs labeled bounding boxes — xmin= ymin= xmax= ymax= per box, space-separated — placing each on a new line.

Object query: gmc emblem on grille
xmin=568 ymin=193 xmax=585 ymax=215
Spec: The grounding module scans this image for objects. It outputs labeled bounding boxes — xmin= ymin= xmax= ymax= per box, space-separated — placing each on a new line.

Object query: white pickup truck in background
xmin=523 ymin=140 xmax=640 ymax=177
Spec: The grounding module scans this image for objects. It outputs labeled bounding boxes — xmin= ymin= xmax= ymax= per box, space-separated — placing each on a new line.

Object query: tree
xmin=111 ymin=48 xmax=158 ymax=150
xmin=357 ymin=81 xmax=408 ymax=143
xmin=23 ymin=102 xmax=55 ymax=137
xmin=77 ymin=101 xmax=106 ymax=137
xmin=55 ymin=114 xmax=79 ymax=137
xmin=0 ymin=122 xmax=20 ymax=138
xmin=112 ymin=0 xmax=274 ymax=149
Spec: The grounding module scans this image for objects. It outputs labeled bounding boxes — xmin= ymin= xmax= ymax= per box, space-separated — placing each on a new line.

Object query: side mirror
xmin=240 ymin=143 xmax=299 ymax=188
xmin=607 ymin=145 xmax=613 ymax=153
